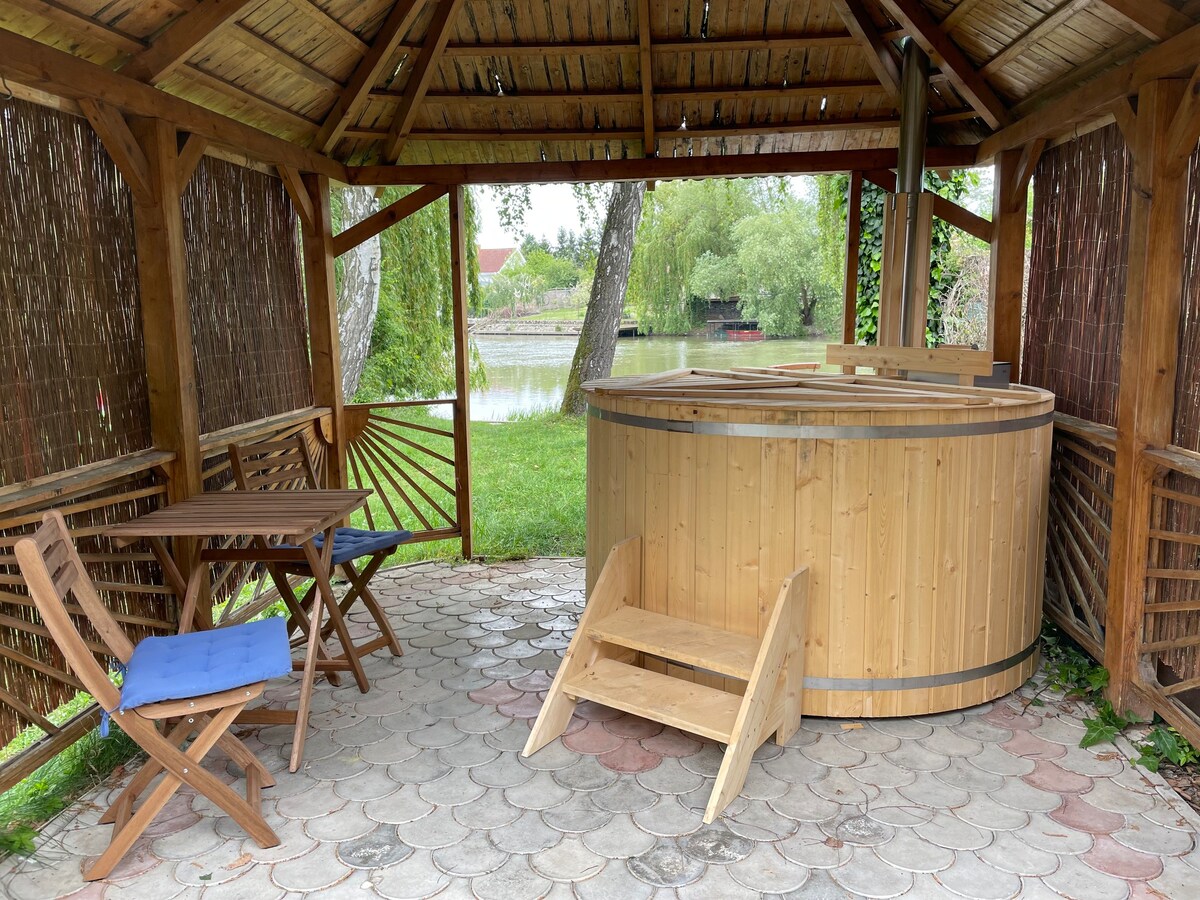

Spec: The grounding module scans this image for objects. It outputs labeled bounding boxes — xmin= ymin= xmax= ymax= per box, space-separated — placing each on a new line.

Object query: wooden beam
xmin=346 ymin=145 xmax=978 ymax=186
xmin=276 ymin=165 xmax=314 ymax=230
xmin=8 ymin=0 xmax=144 ymax=53
xmin=121 ymin=0 xmax=259 ymax=83
xmin=346 ymin=114 xmax=901 ymax=143
xmin=881 ymin=0 xmax=1011 ymax=129
xmin=1165 ymin=64 xmax=1200 ymax=174
xmin=448 ymin=185 xmax=473 ymax=560
xmin=861 ymin=170 xmax=994 ymax=242
xmin=941 ymin=0 xmax=988 ymax=33
xmin=127 ymin=117 xmax=203 ymax=504
xmin=638 ymin=0 xmax=655 ymax=156
xmin=176 ymin=131 xmax=209 ymax=185
xmin=980 ymin=0 xmax=1091 ymax=75
xmin=1096 ymin=0 xmax=1194 ymax=40
xmin=230 ymin=24 xmax=340 ymax=93
xmin=299 ymin=174 xmax=347 ymax=489
xmin=283 ymin=0 xmax=368 ymax=55
xmin=383 ymin=0 xmax=468 ymax=163
xmin=77 ymin=99 xmax=153 ymax=205
xmin=314 ymin=0 xmax=424 ymax=155
xmin=829 ymin=0 xmax=902 ymax=98
xmin=1009 ymin=137 xmax=1045 ymax=209
xmin=843 ymin=171 xmax=863 ymax=344
xmin=1105 ymin=79 xmax=1190 ymax=715
xmin=977 ymin=22 xmax=1200 ymax=161
xmin=439 ymin=33 xmax=861 ymax=57
xmin=1110 ymin=96 xmax=1139 ymax=144
xmin=331 ymin=184 xmax=448 ymax=256
xmin=401 ymin=80 xmax=889 ymax=106
xmin=0 ymin=29 xmax=345 ymax=178
xmin=989 ymin=148 xmax=1027 ymax=378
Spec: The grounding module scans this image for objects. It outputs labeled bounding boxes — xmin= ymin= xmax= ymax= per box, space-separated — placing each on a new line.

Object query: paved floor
xmin=4 ymin=558 xmax=1200 ymax=899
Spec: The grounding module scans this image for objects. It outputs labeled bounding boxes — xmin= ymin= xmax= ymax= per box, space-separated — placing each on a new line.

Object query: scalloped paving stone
xmin=1044 ymin=853 xmax=1132 ymax=900
xmin=593 ymin=776 xmax=658 ymax=813
xmin=394 ymin=805 xmax=469 ymax=850
xmin=490 ymin=809 xmax=564 ymax=854
xmin=269 ymin=841 xmax=353 ymax=893
xmin=554 ymin=754 xmax=621 ymax=791
xmin=811 ymin=766 xmax=883 ymax=805
xmin=896 ymin=772 xmax=970 ymax=810
xmin=1082 ymin=834 xmax=1164 ymax=881
xmin=371 ymin=848 xmax=455 ymax=900
xmin=531 ymin=836 xmax=606 ymax=882
xmin=914 ymin=812 xmax=994 ymax=851
xmin=682 ymin=826 xmax=755 ymax=864
xmin=776 ymin=822 xmax=854 ymax=869
xmin=1111 ymin=814 xmax=1195 ymax=856
xmin=871 ymin=717 xmax=936 ymax=739
xmin=1054 ymin=744 xmax=1126 ymax=778
xmin=336 ymin=829 xmax=414 ymax=869
xmin=1050 ymin=793 xmax=1126 ymax=834
xmin=920 ymin=728 xmax=984 ymax=759
xmin=968 ymin=743 xmax=1037 ymax=777
xmin=762 ymin=748 xmax=828 ymax=784
xmin=597 ymin=741 xmax=663 ymax=773
xmin=848 ymin=757 xmax=918 ymax=789
xmin=627 ymin=840 xmax=707 ymax=888
xmin=1001 ymin=730 xmax=1066 ymax=760
xmin=1030 ymin=715 xmax=1088 ymax=746
xmin=820 ymin=812 xmax=895 ymax=847
xmin=1023 ymin=758 xmax=1094 ymax=794
xmin=989 ymin=778 xmax=1064 ymax=814
xmin=1017 ymin=812 xmax=1095 ymax=855
xmin=542 ymin=791 xmax=615 ymax=834
xmin=726 ymin=843 xmax=810 ymax=893
xmin=952 ymin=793 xmax=1030 ymax=832
xmin=829 ymin=848 xmax=915 ymax=898
xmin=838 ymin=725 xmax=902 ymax=753
xmin=573 ymin=859 xmax=654 ymax=900
xmin=1083 ymin=778 xmax=1159 ymax=815
xmin=633 ymin=795 xmax=705 ymax=837
xmin=430 ymin=830 xmax=507 ymax=878
xmin=800 ymin=732 xmax=868 ymax=768
xmin=864 ymin=787 xmax=937 ymax=827
xmin=884 ymin=740 xmax=952 ymax=773
xmin=637 ymin=757 xmax=707 ymax=795
xmin=977 ymin=830 xmax=1060 ymax=877
xmin=676 ymin=862 xmax=763 ymax=900
xmin=934 ymin=757 xmax=1007 ymax=793
xmin=1149 ymin=856 xmax=1200 ymax=897
xmin=363 ymin=783 xmax=433 ymax=825
xmin=726 ymin=800 xmax=800 ymax=843
xmin=873 ymin=827 xmax=956 ymax=872
xmin=386 ymin=748 xmax=452 ymax=785
xmin=935 ymin=850 xmax=1023 ymax=899
xmin=305 ymin=800 xmax=376 ymax=842
xmin=418 ymin=765 xmax=487 ymax=806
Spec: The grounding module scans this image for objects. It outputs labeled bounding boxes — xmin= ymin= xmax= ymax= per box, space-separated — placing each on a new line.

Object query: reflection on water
xmin=454 ymin=334 xmax=829 ymax=421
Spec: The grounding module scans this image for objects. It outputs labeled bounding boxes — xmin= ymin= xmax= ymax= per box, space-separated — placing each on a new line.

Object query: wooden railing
xmin=1044 ymin=414 xmax=1116 ymax=661
xmin=343 ymin=400 xmax=469 ymax=553
xmin=0 ymin=449 xmax=177 ymax=793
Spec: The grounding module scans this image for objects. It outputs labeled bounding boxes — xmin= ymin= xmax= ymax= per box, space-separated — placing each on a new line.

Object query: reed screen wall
xmin=1024 ymin=124 xmax=1131 ymax=427
xmin=0 ymin=97 xmax=151 ymax=484
xmin=183 ymin=157 xmax=312 ymax=435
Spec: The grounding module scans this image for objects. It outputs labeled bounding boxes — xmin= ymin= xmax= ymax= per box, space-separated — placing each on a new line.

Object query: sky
xmin=474 ymin=184 xmax=591 ymax=250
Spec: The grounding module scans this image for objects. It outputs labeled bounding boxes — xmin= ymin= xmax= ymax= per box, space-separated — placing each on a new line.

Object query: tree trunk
xmin=337 ymin=186 xmax=382 ymax=399
xmin=561 ymin=181 xmax=646 ymax=415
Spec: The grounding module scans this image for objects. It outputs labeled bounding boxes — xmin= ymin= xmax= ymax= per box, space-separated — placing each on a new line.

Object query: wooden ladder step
xmin=586 ymin=606 xmax=758 ymax=680
xmin=563 ymin=657 xmax=741 ymax=742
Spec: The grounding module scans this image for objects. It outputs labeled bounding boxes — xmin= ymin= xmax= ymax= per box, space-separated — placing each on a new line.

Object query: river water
xmin=461 ymin=333 xmax=829 ymax=420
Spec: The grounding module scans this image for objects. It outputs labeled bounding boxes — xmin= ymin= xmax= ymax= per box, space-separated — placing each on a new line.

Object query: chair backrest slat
xmin=228 ymin=436 xmax=319 ymax=492
xmin=14 ymin=512 xmax=130 ymax=711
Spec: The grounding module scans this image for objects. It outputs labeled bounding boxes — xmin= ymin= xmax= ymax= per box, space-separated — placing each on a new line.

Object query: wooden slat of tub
xmin=900 ymin=408 xmax=937 ymax=714
xmin=797 ymin=411 xmax=835 ymax=712
xmin=667 ymin=402 xmax=697 ymax=685
xmin=725 ymin=408 xmax=763 ymax=671
xmin=759 ymin=406 xmax=799 ymax=696
xmin=694 ymin=404 xmax=729 ymax=691
xmin=868 ymin=409 xmax=908 ymax=717
xmin=827 ymin=409 xmax=871 ymax=717
xmin=963 ymin=402 xmax=1001 ymax=709
xmin=641 ymin=400 xmax=671 ymax=677
xmin=928 ymin=408 xmax=971 ymax=713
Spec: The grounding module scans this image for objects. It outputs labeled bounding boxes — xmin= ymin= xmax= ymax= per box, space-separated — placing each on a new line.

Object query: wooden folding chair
xmin=14 ymin=512 xmax=281 ymax=881
xmin=227 ymin=436 xmax=410 ymax=682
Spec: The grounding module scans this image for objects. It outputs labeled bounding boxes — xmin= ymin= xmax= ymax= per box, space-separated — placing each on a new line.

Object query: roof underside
xmin=0 ymin=0 xmax=1190 ymax=169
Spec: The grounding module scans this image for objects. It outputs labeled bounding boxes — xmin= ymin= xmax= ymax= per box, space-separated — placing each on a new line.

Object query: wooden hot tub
xmin=584 ymin=368 xmax=1054 ymax=717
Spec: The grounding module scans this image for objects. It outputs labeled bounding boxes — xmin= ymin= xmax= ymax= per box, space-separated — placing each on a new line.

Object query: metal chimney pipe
xmin=896 ymin=38 xmax=930 ymax=347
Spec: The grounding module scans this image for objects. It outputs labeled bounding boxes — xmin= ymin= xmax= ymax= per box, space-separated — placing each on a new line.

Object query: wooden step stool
xmin=522 ymin=536 xmax=808 ymax=823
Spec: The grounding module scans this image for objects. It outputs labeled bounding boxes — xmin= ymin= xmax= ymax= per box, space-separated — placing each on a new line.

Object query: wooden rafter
xmin=176 ymin=132 xmax=210 ymax=185
xmin=388 ymin=80 xmax=888 ymax=105
xmin=881 ymin=0 xmax=1011 ymax=129
xmin=941 ymin=0 xmax=988 ymax=33
xmin=977 ymin=22 xmax=1200 ymax=160
xmin=277 ymin=165 xmax=315 ymax=230
xmin=1166 ymin=64 xmax=1200 ymax=174
xmin=121 ymin=0 xmax=260 ymax=84
xmin=283 ymin=0 xmax=368 ymax=54
xmin=830 ymin=0 xmax=901 ymax=98
xmin=383 ymin=0 xmax=467 ymax=162
xmin=1009 ymin=138 xmax=1046 ymax=208
xmin=981 ymin=0 xmax=1092 ymax=75
xmin=346 ymin=145 xmax=978 ymax=186
xmin=314 ymin=0 xmax=425 ymax=155
xmin=0 ymin=28 xmax=345 ymax=178
xmin=346 ymin=114 xmax=901 ymax=143
xmin=637 ymin=0 xmax=655 ymax=156
xmin=1096 ymin=0 xmax=1194 ymax=40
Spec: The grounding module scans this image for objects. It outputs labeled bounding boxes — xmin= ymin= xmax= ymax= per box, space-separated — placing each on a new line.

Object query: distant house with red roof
xmin=477 ymin=246 xmax=523 ymax=285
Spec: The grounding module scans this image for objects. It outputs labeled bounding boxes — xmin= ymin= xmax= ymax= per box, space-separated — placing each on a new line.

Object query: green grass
xmin=518 ymin=306 xmax=589 ymax=321
xmin=0 ymin=411 xmax=588 ymax=843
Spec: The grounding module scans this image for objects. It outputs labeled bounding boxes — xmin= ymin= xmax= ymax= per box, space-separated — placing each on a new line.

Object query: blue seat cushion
xmin=286 ymin=527 xmax=413 ymax=567
xmin=118 ymin=617 xmax=292 ymax=712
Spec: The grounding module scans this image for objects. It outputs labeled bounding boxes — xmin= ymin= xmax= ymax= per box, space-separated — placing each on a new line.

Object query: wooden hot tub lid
xmin=583 ymin=368 xmax=1048 ymax=412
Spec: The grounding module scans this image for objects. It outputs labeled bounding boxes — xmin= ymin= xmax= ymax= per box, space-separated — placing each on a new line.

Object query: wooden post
xmin=448 ymin=185 xmax=474 ymax=559
xmin=127 ymin=117 xmax=205 ymax=626
xmin=990 ymin=147 xmax=1028 ymax=381
xmin=127 ymin=117 xmax=203 ymax=503
xmin=299 ymin=174 xmax=347 ymax=489
xmin=842 ymin=171 xmax=863 ymax=344
xmin=1105 ymin=79 xmax=1189 ymax=713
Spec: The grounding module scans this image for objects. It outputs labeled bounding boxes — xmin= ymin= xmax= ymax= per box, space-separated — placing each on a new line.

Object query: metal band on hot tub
xmin=588 ymin=405 xmax=1054 ymax=440
xmin=644 ymin=639 xmax=1039 ymax=692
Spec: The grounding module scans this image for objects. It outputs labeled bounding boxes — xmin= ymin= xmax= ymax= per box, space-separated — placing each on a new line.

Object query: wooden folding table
xmin=106 ymin=489 xmax=370 ymax=771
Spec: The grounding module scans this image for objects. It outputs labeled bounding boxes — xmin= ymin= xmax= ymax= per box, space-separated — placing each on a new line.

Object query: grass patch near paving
xmin=0 ymin=411 xmax=588 ymax=845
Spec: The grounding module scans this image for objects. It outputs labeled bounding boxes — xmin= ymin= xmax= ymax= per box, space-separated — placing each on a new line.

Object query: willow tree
xmin=352 ymin=187 xmax=485 ymax=400
xmin=335 ymin=186 xmax=381 ymax=398
xmin=560 ymin=181 xmax=646 ymax=415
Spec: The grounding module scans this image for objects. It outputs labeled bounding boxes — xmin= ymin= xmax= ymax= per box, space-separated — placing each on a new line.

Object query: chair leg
xmin=99 ymin=716 xmax=192 ymax=824
xmin=338 ymin=556 xmax=402 ymax=657
xmin=302 ymin=540 xmax=369 ymax=694
xmin=86 ymin=704 xmax=278 ymax=881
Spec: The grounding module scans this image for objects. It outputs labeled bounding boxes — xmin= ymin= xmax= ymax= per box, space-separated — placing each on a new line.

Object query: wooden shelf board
xmin=587 ymin=606 xmax=758 ymax=680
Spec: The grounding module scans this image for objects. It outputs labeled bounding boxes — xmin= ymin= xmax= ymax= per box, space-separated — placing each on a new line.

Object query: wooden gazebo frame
xmin=2 ymin=0 xmax=1200 ymax=789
